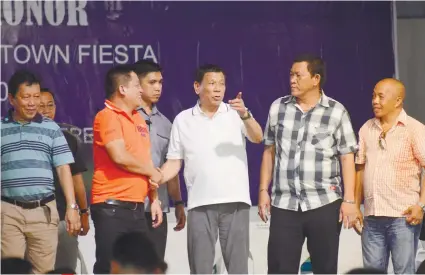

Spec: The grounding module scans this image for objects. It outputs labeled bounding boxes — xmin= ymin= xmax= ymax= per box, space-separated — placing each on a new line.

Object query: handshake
xmin=149 ymin=167 xmax=164 ymax=189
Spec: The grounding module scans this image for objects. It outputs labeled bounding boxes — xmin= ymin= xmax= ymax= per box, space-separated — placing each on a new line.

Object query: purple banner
xmin=1 ymin=1 xmax=395 ymax=205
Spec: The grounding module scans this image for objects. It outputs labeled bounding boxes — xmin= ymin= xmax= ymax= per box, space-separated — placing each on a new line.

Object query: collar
xmin=284 ymin=90 xmax=330 ymax=108
xmin=373 ymin=109 xmax=408 ymax=129
xmin=137 ymin=104 xmax=160 ymax=116
xmin=104 ymin=100 xmax=138 ymax=121
xmin=2 ymin=109 xmax=43 ymax=124
xmin=191 ymin=100 xmax=229 ymax=116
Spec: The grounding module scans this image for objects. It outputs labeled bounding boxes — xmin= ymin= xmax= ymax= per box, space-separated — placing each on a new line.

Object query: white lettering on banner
xmin=0 ymin=44 xmax=157 ymax=65
xmin=0 ymin=82 xmax=8 ymax=102
xmin=0 ymin=0 xmax=88 ymax=26
xmin=60 ymin=126 xmax=93 ymax=144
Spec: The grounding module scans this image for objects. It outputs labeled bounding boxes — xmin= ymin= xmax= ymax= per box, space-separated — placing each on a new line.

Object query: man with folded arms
xmin=355 ymin=78 xmax=425 ymax=274
xmin=91 ymin=64 xmax=163 ymax=274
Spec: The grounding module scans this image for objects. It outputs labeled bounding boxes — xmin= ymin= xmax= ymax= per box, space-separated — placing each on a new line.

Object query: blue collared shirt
xmin=138 ymin=105 xmax=172 ymax=212
xmin=1 ymin=110 xmax=74 ymax=201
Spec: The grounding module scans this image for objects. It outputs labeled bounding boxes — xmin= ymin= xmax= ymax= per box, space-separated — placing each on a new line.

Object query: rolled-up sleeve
xmin=335 ymin=110 xmax=358 ymax=155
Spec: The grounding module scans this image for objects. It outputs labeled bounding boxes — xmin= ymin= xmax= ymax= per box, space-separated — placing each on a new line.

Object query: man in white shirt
xmin=156 ymin=64 xmax=263 ymax=274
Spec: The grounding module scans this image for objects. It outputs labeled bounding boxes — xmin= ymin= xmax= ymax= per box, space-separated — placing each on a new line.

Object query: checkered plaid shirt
xmin=264 ymin=92 xmax=358 ymax=211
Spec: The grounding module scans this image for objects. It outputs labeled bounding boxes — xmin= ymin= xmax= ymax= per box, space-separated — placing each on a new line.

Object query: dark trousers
xmin=145 ymin=212 xmax=168 ymax=259
xmin=268 ymin=199 xmax=342 ymax=274
xmin=91 ymin=202 xmax=148 ymax=274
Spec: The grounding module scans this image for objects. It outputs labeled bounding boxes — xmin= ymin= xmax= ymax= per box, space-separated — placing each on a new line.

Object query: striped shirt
xmin=1 ymin=110 xmax=74 ymax=201
xmin=355 ymin=109 xmax=425 ymax=217
xmin=264 ymin=92 xmax=358 ymax=211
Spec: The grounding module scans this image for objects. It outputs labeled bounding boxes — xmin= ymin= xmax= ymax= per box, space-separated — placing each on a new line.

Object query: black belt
xmin=1 ymin=194 xmax=55 ymax=209
xmin=104 ymin=199 xmax=143 ymax=210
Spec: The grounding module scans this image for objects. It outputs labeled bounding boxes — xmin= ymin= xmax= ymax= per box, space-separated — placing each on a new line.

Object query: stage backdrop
xmin=1 ymin=1 xmax=395 ymax=206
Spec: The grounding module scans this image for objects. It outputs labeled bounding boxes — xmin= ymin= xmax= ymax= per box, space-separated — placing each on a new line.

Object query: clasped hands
xmin=149 ymin=167 xmax=163 ymax=189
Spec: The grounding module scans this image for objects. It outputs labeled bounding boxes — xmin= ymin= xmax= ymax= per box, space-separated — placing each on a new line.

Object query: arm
xmin=260 ymin=145 xmax=275 ymax=192
xmin=167 ymin=175 xmax=183 ymax=202
xmin=341 ymin=153 xmax=356 ymax=201
xmin=242 ymin=115 xmax=263 ymax=144
xmin=334 ymin=110 xmax=358 ymax=227
xmin=72 ymin=173 xmax=88 ymax=210
xmin=355 ymin=164 xmax=365 ymax=208
xmin=105 ymin=139 xmax=159 ymax=178
xmin=413 ymin=124 xmax=425 ymax=205
xmin=95 ymin=112 xmax=161 ymax=179
xmin=160 ymin=117 xmax=184 ymax=183
xmin=160 ymin=159 xmax=182 ymax=184
xmin=56 ymin=165 xmax=77 ymax=206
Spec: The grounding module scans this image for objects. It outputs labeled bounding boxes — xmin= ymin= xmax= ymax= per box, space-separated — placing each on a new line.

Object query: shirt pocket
xmin=310 ymin=126 xmax=334 ymax=149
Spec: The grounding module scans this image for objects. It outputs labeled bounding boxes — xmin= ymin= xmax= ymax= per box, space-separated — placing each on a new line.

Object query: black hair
xmin=8 ymin=69 xmax=41 ymax=97
xmin=40 ymin=88 xmax=55 ymax=99
xmin=195 ymin=64 xmax=225 ymax=83
xmin=1 ymin=257 xmax=33 ymax=274
xmin=112 ymin=231 xmax=167 ymax=273
xmin=133 ymin=59 xmax=162 ymax=79
xmin=293 ymin=53 xmax=326 ymax=88
xmin=104 ymin=65 xmax=135 ymax=99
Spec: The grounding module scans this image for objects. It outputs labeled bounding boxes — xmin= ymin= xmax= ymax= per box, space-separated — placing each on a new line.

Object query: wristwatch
xmin=240 ymin=109 xmax=252 ymax=120
xmin=69 ymin=203 xmax=79 ymax=210
xmin=80 ymin=208 xmax=90 ymax=215
xmin=174 ymin=200 xmax=185 ymax=206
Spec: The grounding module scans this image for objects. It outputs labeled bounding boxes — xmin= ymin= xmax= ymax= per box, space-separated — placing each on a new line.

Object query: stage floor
xmin=76 ymin=207 xmax=374 ymax=274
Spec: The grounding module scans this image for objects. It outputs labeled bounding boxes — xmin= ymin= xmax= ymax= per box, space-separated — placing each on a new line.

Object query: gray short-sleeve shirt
xmin=138 ymin=105 xmax=172 ymax=213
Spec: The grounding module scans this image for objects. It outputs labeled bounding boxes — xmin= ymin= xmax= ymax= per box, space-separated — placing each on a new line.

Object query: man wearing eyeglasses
xmin=133 ymin=60 xmax=186 ymax=260
xmin=39 ymin=88 xmax=90 ymax=272
xmin=354 ymin=78 xmax=425 ymax=273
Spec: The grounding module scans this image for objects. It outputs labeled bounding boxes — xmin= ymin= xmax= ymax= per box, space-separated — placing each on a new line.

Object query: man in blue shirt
xmin=1 ymin=70 xmax=80 ymax=274
xmin=133 ymin=60 xmax=186 ymax=259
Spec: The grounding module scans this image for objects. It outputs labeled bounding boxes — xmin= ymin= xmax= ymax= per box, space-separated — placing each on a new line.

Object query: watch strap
xmin=241 ymin=110 xmax=252 ymax=120
xmin=174 ymin=200 xmax=185 ymax=206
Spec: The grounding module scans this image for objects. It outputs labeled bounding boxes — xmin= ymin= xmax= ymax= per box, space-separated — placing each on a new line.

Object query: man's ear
xmin=8 ymin=93 xmax=15 ymax=108
xmin=118 ymin=85 xmax=126 ymax=96
xmin=313 ymin=74 xmax=321 ymax=88
xmin=193 ymin=81 xmax=201 ymax=95
xmin=395 ymin=96 xmax=403 ymax=108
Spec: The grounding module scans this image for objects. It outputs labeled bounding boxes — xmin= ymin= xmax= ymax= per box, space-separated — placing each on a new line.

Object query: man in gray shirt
xmin=133 ymin=60 xmax=186 ymax=259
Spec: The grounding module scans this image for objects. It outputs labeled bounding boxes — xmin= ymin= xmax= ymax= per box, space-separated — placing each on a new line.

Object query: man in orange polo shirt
xmin=91 ymin=64 xmax=163 ymax=274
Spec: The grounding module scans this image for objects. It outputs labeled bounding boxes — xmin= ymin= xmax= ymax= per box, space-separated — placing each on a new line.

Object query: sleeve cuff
xmin=263 ymin=139 xmax=275 ymax=146
xmin=338 ymin=145 xmax=358 ymax=155
xmin=166 ymin=153 xmax=183 ymax=160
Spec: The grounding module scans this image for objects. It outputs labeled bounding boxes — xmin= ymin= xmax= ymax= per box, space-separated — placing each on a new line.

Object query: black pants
xmin=91 ymin=202 xmax=148 ymax=274
xmin=145 ymin=212 xmax=168 ymax=259
xmin=268 ymin=199 xmax=342 ymax=274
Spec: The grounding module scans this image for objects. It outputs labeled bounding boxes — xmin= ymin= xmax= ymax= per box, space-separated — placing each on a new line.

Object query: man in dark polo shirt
xmin=133 ymin=60 xmax=186 ymax=259
xmin=1 ymin=70 xmax=80 ymax=274
xmin=39 ymin=88 xmax=90 ymax=272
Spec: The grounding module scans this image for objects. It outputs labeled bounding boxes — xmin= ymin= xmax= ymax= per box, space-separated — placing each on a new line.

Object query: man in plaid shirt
xmin=258 ymin=54 xmax=358 ymax=274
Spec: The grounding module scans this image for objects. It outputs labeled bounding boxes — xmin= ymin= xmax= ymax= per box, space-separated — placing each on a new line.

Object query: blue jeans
xmin=362 ymin=216 xmax=421 ymax=274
